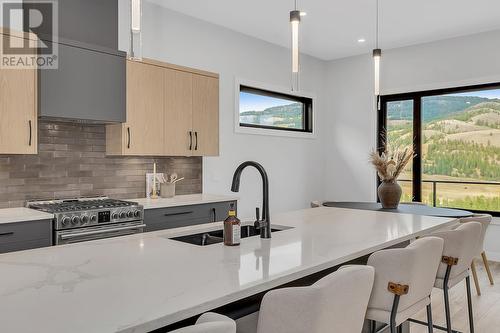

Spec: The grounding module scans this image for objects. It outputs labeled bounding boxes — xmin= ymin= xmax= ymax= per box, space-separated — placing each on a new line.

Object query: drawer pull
xmin=0 ymin=232 xmax=14 ymax=237
xmin=164 ymin=211 xmax=194 ymax=217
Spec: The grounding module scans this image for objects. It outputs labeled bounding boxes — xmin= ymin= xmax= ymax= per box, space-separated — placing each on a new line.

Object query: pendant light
xmin=130 ymin=0 xmax=142 ymax=60
xmin=290 ymin=0 xmax=305 ymax=91
xmin=373 ymin=0 xmax=382 ymax=110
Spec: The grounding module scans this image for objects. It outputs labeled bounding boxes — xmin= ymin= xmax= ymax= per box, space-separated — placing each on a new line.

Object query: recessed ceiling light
xmin=358 ymin=38 xmax=366 ymax=43
xmin=300 ymin=11 xmax=307 ymax=16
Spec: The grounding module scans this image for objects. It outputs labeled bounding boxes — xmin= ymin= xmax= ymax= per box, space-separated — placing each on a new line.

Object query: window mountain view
xmin=387 ymin=91 xmax=500 ymax=212
xmin=240 ymin=91 xmax=304 ymax=129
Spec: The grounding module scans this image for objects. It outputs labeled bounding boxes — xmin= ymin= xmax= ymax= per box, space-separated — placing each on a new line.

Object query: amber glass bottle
xmin=223 ymin=204 xmax=240 ymax=246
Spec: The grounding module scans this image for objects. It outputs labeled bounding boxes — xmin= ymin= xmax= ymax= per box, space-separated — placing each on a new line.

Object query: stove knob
xmin=127 ymin=210 xmax=134 ymax=218
xmin=90 ymin=215 xmax=97 ymax=223
xmin=112 ymin=212 xmax=119 ymax=220
xmin=71 ymin=216 xmax=80 ymax=225
xmin=61 ymin=216 xmax=71 ymax=227
xmin=81 ymin=215 xmax=89 ymax=224
xmin=119 ymin=211 xmax=127 ymax=219
xmin=133 ymin=210 xmax=141 ymax=218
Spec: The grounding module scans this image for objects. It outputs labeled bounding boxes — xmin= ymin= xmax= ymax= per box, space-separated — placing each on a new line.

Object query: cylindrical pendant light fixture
xmin=290 ymin=10 xmax=301 ymax=74
xmin=372 ymin=0 xmax=382 ymax=109
xmin=373 ymin=48 xmax=381 ymax=96
xmin=290 ymin=0 xmax=303 ymax=92
xmin=130 ymin=0 xmax=142 ymax=60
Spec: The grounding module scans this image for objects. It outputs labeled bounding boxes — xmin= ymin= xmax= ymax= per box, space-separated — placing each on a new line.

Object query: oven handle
xmin=60 ymin=224 xmax=146 ymax=240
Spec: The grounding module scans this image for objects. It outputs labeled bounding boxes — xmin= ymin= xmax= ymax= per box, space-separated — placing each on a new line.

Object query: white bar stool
xmin=256 ymin=265 xmax=374 ymax=333
xmin=365 ymin=237 xmax=444 ymax=333
xmin=419 ymin=222 xmax=482 ymax=333
xmin=459 ymin=214 xmax=494 ymax=295
xmin=170 ymin=312 xmax=236 ymax=333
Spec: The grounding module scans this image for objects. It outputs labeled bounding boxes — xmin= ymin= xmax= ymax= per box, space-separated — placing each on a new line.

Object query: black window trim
xmin=238 ymin=85 xmax=314 ymax=134
xmin=378 ymin=81 xmax=500 ymax=217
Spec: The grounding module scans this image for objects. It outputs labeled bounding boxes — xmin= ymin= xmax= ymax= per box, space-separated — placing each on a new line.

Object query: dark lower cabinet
xmin=144 ymin=201 xmax=237 ymax=232
xmin=0 ymin=219 xmax=52 ymax=254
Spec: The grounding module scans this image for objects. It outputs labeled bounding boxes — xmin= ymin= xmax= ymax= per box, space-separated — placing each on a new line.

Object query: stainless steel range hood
xmin=38 ymin=38 xmax=126 ymax=123
xmin=37 ymin=0 xmax=126 ymax=123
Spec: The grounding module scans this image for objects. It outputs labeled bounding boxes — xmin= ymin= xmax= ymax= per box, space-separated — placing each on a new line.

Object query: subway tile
xmin=10 ymin=171 xmax=39 ymax=179
xmin=54 ymin=190 xmax=81 ymax=198
xmin=0 ymin=121 xmax=202 ymax=207
xmin=8 ymin=201 xmax=26 ymax=208
xmin=39 ymin=170 xmax=68 ymax=178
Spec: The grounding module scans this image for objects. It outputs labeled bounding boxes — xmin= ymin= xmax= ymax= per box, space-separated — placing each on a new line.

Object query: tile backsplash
xmin=0 ymin=121 xmax=202 ymax=208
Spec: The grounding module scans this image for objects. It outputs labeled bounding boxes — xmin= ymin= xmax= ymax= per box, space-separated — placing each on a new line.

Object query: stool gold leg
xmin=481 ymin=252 xmax=494 ymax=285
xmin=471 ymin=260 xmax=481 ymax=296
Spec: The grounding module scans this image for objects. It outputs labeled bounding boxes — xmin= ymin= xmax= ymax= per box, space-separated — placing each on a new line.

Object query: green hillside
xmin=387 ymin=96 xmax=500 ymax=212
xmin=240 ymin=103 xmax=303 ymax=128
xmin=388 ymin=95 xmax=498 ymax=122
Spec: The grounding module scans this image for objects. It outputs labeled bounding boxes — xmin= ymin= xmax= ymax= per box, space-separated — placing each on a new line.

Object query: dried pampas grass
xmin=369 ymin=146 xmax=414 ymax=182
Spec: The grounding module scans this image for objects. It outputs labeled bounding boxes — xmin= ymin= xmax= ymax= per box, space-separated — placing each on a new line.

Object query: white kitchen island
xmin=0 ymin=207 xmax=456 ymax=333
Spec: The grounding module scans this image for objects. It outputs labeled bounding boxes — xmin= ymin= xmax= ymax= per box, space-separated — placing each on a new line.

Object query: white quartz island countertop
xmin=0 ymin=207 xmax=456 ymax=333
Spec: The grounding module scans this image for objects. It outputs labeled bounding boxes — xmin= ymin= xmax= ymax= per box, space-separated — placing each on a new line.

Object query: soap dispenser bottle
xmin=224 ymin=203 xmax=240 ymax=246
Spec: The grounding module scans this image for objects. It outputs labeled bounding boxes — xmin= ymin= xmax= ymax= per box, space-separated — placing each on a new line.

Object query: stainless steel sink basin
xmin=169 ymin=225 xmax=290 ymax=246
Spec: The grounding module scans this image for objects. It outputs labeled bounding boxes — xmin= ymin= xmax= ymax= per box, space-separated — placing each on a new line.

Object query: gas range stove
xmin=27 ymin=197 xmax=145 ymax=245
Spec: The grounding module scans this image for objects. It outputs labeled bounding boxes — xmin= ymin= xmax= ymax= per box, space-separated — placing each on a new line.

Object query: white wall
xmin=324 ymin=29 xmax=500 ymax=202
xmin=324 ymin=54 xmax=378 ymax=202
xmin=382 ymin=30 xmax=500 ymax=95
xmin=118 ymin=3 xmax=328 ymax=219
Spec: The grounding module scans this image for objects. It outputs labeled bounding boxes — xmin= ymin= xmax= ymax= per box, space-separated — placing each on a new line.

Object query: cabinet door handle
xmin=194 ymin=131 xmax=198 ymax=151
xmin=189 ymin=131 xmax=193 ymax=150
xmin=127 ymin=127 xmax=131 ymax=149
xmin=164 ymin=211 xmax=194 ymax=217
xmin=212 ymin=208 xmax=217 ymax=223
xmin=28 ymin=120 xmax=32 ymax=146
xmin=0 ymin=232 xmax=14 ymax=237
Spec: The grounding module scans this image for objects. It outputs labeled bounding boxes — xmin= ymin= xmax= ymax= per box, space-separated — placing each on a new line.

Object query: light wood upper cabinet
xmin=192 ymin=75 xmax=219 ymax=156
xmin=164 ymin=69 xmax=193 ymax=156
xmin=125 ymin=61 xmax=165 ymax=155
xmin=107 ymin=61 xmax=165 ymax=155
xmin=0 ymin=31 xmax=37 ymax=155
xmin=107 ymin=59 xmax=219 ymax=157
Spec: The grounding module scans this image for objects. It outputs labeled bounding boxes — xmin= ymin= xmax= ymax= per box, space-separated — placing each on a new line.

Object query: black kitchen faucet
xmin=231 ymin=161 xmax=271 ymax=239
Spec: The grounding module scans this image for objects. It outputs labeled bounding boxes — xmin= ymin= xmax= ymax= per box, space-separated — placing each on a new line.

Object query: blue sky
xmin=448 ymin=89 xmax=500 ymax=99
xmin=240 ymin=92 xmax=294 ymax=113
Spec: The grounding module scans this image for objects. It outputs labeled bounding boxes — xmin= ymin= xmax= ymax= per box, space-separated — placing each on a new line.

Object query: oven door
xmin=55 ymin=221 xmax=146 ymax=245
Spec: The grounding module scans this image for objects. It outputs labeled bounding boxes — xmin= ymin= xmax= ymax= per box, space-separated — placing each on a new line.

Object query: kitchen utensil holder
xmin=161 ymin=183 xmax=176 ymax=198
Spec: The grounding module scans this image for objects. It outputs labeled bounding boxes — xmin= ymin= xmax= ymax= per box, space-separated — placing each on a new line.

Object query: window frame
xmin=235 ymin=78 xmax=316 ymax=139
xmin=378 ymin=81 xmax=500 ymax=216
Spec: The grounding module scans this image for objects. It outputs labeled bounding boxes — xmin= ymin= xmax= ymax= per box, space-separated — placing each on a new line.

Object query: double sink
xmin=170 ymin=225 xmax=290 ymax=246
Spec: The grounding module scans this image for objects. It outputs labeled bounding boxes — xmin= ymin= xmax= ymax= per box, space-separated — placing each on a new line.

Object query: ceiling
xmin=147 ymin=0 xmax=500 ymax=60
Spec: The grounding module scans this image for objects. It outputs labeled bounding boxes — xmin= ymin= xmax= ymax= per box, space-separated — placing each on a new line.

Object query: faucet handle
xmin=254 ymin=207 xmax=262 ymax=230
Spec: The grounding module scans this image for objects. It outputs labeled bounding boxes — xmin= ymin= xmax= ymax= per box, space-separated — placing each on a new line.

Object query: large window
xmin=238 ymin=85 xmax=313 ymax=133
xmin=379 ymin=83 xmax=500 ymax=215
